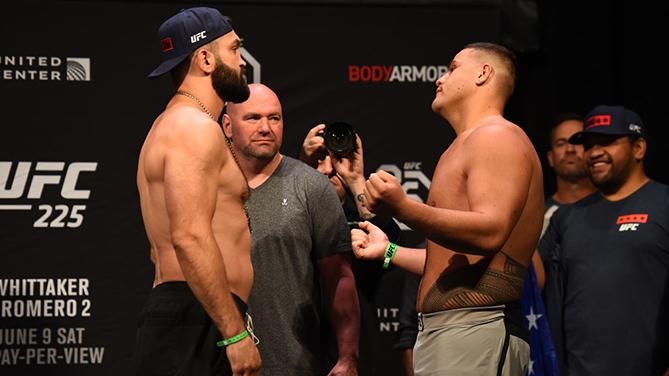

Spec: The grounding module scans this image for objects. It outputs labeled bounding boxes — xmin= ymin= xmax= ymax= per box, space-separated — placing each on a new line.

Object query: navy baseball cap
xmin=148 ymin=7 xmax=233 ymax=79
xmin=568 ymin=105 xmax=645 ymax=144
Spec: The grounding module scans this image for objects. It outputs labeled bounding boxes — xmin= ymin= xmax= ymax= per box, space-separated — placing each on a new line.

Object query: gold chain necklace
xmin=175 ymin=91 xmax=214 ymax=120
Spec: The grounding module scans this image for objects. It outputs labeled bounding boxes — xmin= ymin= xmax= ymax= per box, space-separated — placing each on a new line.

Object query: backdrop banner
xmin=0 ymin=2 xmax=499 ymax=374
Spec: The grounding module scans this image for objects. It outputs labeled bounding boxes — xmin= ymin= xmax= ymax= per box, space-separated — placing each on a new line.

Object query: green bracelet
xmin=216 ymin=330 xmax=249 ymax=347
xmin=382 ymin=242 xmax=398 ymax=270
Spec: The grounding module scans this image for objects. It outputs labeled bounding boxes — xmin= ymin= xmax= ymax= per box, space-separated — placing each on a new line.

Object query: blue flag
xmin=521 ymin=264 xmax=560 ymax=376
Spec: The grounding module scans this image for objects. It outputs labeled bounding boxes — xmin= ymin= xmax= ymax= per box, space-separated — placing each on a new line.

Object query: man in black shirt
xmin=539 ymin=105 xmax=669 ymax=375
xmin=301 ymin=124 xmax=402 ymax=375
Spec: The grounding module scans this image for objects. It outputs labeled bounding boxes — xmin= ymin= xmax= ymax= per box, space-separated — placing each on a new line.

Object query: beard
xmin=590 ymin=167 xmax=628 ymax=195
xmin=588 ymin=157 xmax=633 ymax=195
xmin=555 ymin=160 xmax=589 ymax=183
xmin=211 ymin=56 xmax=250 ymax=103
xmin=239 ymin=141 xmax=279 ymax=161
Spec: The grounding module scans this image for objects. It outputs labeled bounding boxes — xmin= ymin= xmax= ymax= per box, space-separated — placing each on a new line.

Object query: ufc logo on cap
xmin=191 ymin=31 xmax=207 ymax=43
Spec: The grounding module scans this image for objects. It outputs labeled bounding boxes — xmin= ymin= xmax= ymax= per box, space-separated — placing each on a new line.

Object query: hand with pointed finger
xmin=364 ymin=170 xmax=408 ymax=217
xmin=299 ymin=123 xmax=327 ymax=168
xmin=351 ymin=221 xmax=389 ymax=261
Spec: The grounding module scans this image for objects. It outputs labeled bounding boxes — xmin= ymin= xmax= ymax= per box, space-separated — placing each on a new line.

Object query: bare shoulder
xmin=156 ymin=107 xmax=226 ymax=155
xmin=464 ymin=120 xmax=533 ymax=154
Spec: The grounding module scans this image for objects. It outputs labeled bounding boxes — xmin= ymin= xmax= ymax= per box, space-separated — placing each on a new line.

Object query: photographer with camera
xmin=300 ymin=122 xmax=400 ymax=243
xmin=301 ymin=122 xmax=375 ymax=222
xmin=300 ymin=122 xmax=402 ymax=376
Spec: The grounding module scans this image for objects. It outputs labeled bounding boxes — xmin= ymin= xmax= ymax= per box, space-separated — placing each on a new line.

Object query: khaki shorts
xmin=413 ymin=305 xmax=529 ymax=376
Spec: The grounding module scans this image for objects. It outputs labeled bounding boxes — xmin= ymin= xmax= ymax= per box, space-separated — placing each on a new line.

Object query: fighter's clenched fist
xmin=364 ymin=170 xmax=409 ymax=217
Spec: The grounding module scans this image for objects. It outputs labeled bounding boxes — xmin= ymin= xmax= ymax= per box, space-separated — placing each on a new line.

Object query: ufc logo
xmin=0 ymin=161 xmax=97 ymax=199
xmin=619 ymin=223 xmax=640 ymax=232
xmin=629 ymin=124 xmax=642 ymax=134
xmin=191 ymin=31 xmax=207 ymax=43
xmin=403 ymin=162 xmax=422 ymax=170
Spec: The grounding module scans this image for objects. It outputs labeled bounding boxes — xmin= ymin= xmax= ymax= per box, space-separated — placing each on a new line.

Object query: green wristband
xmin=216 ymin=330 xmax=249 ymax=347
xmin=382 ymin=242 xmax=398 ymax=270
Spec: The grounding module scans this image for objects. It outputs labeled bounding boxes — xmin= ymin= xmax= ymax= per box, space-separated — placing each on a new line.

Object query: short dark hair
xmin=465 ymin=42 xmax=517 ymax=98
xmin=548 ymin=112 xmax=583 ymax=145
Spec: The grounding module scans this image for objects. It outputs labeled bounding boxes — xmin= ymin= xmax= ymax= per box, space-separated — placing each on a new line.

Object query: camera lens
xmin=324 ymin=122 xmax=356 ymax=155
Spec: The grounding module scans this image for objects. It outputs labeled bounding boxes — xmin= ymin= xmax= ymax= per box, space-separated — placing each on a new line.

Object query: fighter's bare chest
xmin=426 ymin=144 xmax=469 ymax=210
xmin=217 ymin=163 xmax=250 ymax=202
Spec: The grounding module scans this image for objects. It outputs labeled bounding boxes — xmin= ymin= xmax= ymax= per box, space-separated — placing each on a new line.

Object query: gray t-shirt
xmin=246 ymin=156 xmax=351 ymax=375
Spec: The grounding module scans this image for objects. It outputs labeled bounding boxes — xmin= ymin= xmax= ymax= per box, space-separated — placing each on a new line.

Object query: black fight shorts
xmin=135 ymin=281 xmax=248 ymax=376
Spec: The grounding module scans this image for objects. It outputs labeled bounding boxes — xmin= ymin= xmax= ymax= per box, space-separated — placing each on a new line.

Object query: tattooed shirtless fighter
xmin=351 ymin=43 xmax=544 ymax=375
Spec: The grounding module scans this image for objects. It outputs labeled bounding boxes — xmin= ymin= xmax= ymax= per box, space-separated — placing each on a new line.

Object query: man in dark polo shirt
xmin=539 ymin=105 xmax=669 ymax=375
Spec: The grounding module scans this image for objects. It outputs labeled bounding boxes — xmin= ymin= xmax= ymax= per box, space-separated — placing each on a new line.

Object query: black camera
xmin=323 ymin=121 xmax=356 ymax=156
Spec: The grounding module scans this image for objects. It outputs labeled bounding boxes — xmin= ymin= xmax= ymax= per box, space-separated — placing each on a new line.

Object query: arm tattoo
xmin=356 ymin=193 xmax=365 ymax=206
xmin=355 ymin=193 xmax=375 ymax=220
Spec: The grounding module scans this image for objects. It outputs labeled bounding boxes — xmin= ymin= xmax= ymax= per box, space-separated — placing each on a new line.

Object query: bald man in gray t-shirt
xmin=223 ymin=83 xmax=359 ymax=376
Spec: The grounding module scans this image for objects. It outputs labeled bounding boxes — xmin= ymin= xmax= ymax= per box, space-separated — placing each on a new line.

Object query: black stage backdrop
xmin=0 ymin=1 xmax=662 ymax=375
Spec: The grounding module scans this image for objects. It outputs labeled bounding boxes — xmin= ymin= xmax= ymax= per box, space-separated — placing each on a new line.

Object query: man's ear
xmin=633 ymin=137 xmax=647 ymax=161
xmin=475 ymin=64 xmax=493 ymax=86
xmin=194 ymin=47 xmax=215 ymax=75
xmin=222 ymin=114 xmax=233 ymax=139
xmin=547 ymin=150 xmax=555 ymax=168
